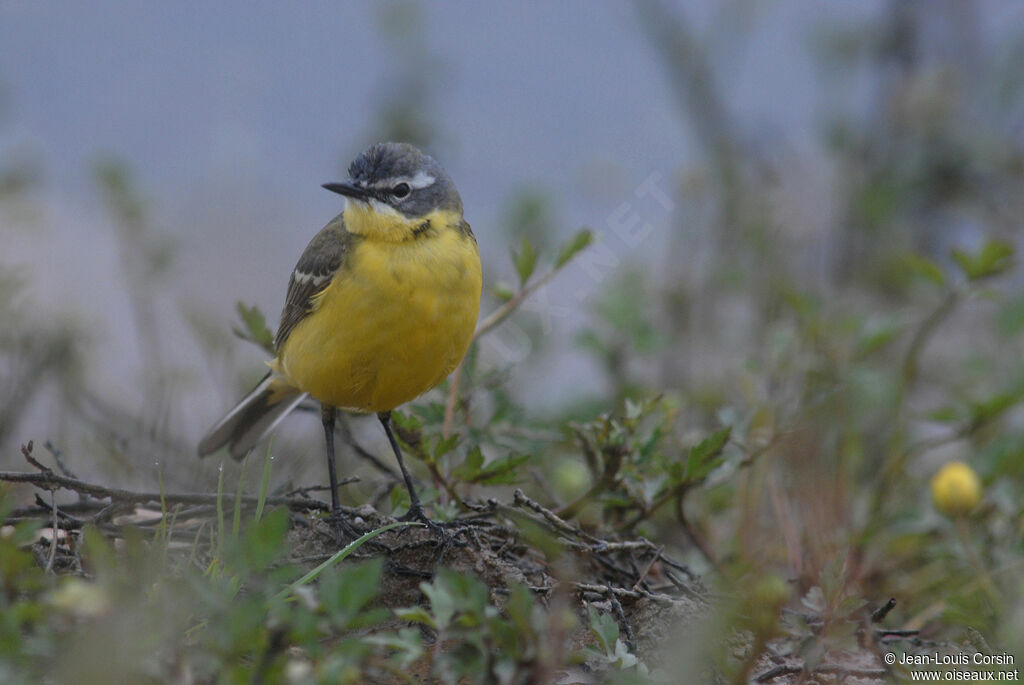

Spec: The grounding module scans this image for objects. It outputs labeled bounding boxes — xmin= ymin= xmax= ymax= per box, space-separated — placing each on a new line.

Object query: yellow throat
xmin=276 ymin=204 xmax=482 ymax=412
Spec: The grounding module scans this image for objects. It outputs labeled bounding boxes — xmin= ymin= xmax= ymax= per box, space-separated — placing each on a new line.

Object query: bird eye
xmin=391 ymin=182 xmax=411 ymax=199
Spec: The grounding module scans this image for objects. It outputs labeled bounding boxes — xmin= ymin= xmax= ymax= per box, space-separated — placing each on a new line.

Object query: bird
xmin=198 ymin=142 xmax=482 ymax=525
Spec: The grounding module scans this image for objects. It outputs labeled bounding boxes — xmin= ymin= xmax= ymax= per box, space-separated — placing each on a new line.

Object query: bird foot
xmin=399 ymin=502 xmax=450 ymax=544
xmin=327 ymin=508 xmax=363 ymax=545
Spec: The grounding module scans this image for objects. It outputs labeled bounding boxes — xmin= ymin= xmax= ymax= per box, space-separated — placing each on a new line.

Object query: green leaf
xmin=232 ymin=301 xmax=274 ymax=353
xmin=364 ymin=628 xmax=425 ymax=668
xmin=997 ymin=294 xmax=1024 ymax=337
xmin=836 ymin=596 xmax=868 ymax=619
xmin=854 ymin=322 xmax=900 ymax=357
xmin=432 ymin=434 xmax=461 ymax=461
xmin=801 ymin=586 xmax=826 ymax=613
xmin=555 ymin=228 xmax=594 ymax=269
xmin=969 ymin=389 xmax=1024 ymax=426
xmin=389 ymin=483 xmax=411 ymax=516
xmin=394 ymin=606 xmax=437 ymax=629
xmin=319 ymin=559 xmax=383 ymax=625
xmin=473 ymin=453 xmax=531 ymax=485
xmin=230 ymin=507 xmax=289 ymax=571
xmin=901 ymin=253 xmax=946 ymax=288
xmin=624 ymin=397 xmax=644 ymax=421
xmin=801 ymin=635 xmax=826 ymax=672
xmin=505 ymin=584 xmax=539 ymax=637
xmin=491 ymin=282 xmax=515 ymax=302
xmin=452 ymin=447 xmax=530 ymax=485
xmin=952 ymin=239 xmax=1014 ymax=281
xmin=425 ymin=574 xmax=467 ymax=617
xmin=391 ymin=408 xmax=421 ymax=431
xmin=513 ymin=237 xmax=539 ymax=286
xmin=451 ymin=446 xmax=484 ymax=482
xmin=819 ymin=557 xmax=845 ymax=604
xmin=683 ymin=427 xmax=731 ymax=482
xmin=924 ymin=405 xmax=963 ymax=424
xmin=437 ymin=570 xmax=490 ymax=615
xmin=587 ymin=605 xmax=619 ymax=654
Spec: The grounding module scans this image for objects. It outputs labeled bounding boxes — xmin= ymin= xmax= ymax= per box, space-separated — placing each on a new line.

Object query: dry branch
xmin=0 ymin=468 xmax=354 ymax=513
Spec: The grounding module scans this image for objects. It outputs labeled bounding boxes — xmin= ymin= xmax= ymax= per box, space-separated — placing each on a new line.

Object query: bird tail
xmin=197 ymin=373 xmax=308 ymax=460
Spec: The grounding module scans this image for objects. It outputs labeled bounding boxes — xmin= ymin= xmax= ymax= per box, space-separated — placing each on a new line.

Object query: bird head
xmin=323 ymin=142 xmax=462 ymax=241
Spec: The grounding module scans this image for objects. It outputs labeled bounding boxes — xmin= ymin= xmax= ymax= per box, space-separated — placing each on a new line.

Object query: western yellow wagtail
xmin=198 ymin=142 xmax=482 ymax=523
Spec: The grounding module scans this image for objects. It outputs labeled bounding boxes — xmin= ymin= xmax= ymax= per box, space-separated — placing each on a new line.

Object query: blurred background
xmin=2 ymin=0 xmax=1024 ymax=651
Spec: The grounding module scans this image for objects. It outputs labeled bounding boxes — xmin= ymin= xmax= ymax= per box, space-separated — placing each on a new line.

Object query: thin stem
xmin=443 ymin=263 xmax=569 ymax=437
xmin=0 ymin=470 xmax=338 ymax=512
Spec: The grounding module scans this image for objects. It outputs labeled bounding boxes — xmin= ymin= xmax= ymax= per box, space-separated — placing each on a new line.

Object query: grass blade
xmin=274 ymin=521 xmax=419 ymax=602
xmin=233 ymin=453 xmax=249 ymax=537
xmin=255 ymin=440 xmax=273 ymax=523
xmin=215 ymin=462 xmax=225 ymax=560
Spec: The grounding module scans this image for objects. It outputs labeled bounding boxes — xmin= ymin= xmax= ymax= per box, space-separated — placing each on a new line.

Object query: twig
xmin=283 ymin=479 xmax=360 ymax=499
xmin=588 ymin=550 xmax=645 ymax=586
xmin=92 ymin=502 xmax=131 ymax=525
xmin=564 ymin=539 xmax=660 ymax=554
xmin=868 ymin=289 xmax=963 ymax=520
xmin=555 ymin=480 xmax=607 ymax=521
xmin=512 ymin=488 xmax=600 ymax=543
xmin=616 ymin=484 xmax=679 ymax=532
xmin=902 ymin=290 xmax=959 ymax=386
xmin=632 ymin=544 xmax=664 ymax=592
xmin=45 ymin=491 xmax=59 ymax=573
xmin=44 ymin=440 xmax=79 ymax=480
xmin=527 ymin=468 xmax=561 ymax=503
xmin=33 ymin=493 xmax=83 ymax=526
xmin=754 ymin=664 xmax=888 ymax=683
xmin=675 ymin=491 xmax=720 ymax=572
xmin=0 ymin=469 xmax=334 ymax=512
xmin=510 ymin=489 xmax=701 ymax=598
xmin=606 ymin=589 xmax=636 ymax=652
xmin=871 ymin=597 xmax=897 ymax=623
xmin=441 ymin=363 xmax=464 ymax=440
xmin=5 ymin=517 xmax=82 ymax=531
xmin=573 ymin=582 xmax=683 ymax=606
xmin=443 ymin=260 xmax=577 ymax=437
xmin=657 ymin=553 xmax=698 ymax=581
xmin=336 ymin=414 xmax=400 ymax=481
xmin=21 ymin=441 xmax=51 ymax=475
xmin=11 ymin=501 xmax=101 ymax=517
xmin=876 ymin=628 xmax=919 ymax=641
xmin=476 ymin=268 xmax=562 ymax=343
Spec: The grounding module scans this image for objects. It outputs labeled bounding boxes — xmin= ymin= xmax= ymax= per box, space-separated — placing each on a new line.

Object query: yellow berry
xmin=931 ymin=461 xmax=982 ymax=517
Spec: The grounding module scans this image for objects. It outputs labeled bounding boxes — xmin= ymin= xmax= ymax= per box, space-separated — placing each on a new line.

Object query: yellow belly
xmin=277 ymin=228 xmax=481 ymax=412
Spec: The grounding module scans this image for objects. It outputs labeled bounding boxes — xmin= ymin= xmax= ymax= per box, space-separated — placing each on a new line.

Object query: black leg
xmin=377 ymin=411 xmax=425 ymax=515
xmin=379 ymin=412 xmax=452 ymax=550
xmin=321 ymin=405 xmax=363 ymax=543
xmin=321 ymin=404 xmax=340 ymax=512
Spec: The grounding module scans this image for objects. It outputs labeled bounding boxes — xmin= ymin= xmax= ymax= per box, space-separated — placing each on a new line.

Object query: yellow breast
xmin=277 ymin=222 xmax=481 ymax=413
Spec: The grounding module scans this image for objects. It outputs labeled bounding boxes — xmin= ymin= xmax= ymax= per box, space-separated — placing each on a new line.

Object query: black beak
xmin=322 ymin=181 xmax=370 ymax=201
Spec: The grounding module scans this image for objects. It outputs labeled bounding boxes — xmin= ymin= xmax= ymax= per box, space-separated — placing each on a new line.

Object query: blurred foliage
xmin=0 ymin=109 xmax=84 ymax=452
xmin=365 ymin=0 xmax=444 ymax=150
xmin=503 ymin=187 xmax=558 ymax=254
xmin=2 ymin=1 xmax=1024 ymax=682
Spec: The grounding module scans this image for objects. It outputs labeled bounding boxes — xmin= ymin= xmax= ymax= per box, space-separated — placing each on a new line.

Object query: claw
xmin=327 ymin=509 xmax=362 ymax=545
xmin=399 ymin=503 xmax=449 ymax=545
